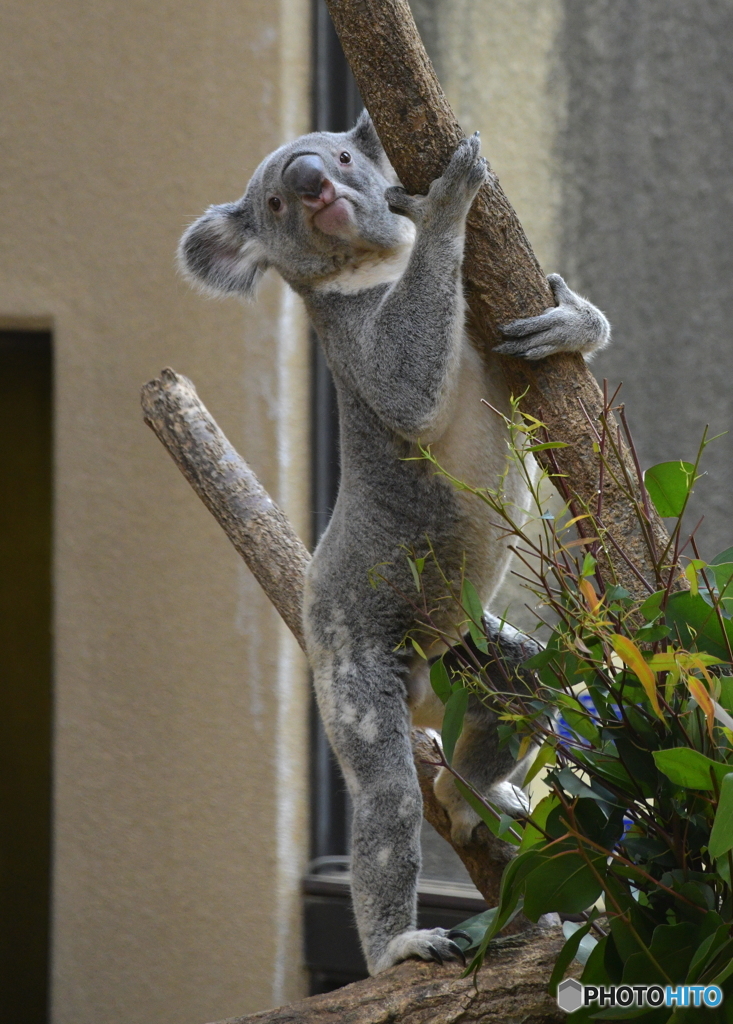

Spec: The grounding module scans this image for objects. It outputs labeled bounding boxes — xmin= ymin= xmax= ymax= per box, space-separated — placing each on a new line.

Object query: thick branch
xmin=325 ymin=0 xmax=671 ymax=598
xmin=142 ymin=370 xmax=512 ymax=905
xmin=209 ymin=927 xmax=566 ymax=1024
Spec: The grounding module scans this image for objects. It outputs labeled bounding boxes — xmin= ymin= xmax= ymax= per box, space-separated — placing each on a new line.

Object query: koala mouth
xmin=311 ymin=197 xmax=354 ymax=236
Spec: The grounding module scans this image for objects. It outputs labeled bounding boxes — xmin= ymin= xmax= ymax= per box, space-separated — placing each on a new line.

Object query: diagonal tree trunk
xmin=324 ymin=0 xmax=671 ymax=599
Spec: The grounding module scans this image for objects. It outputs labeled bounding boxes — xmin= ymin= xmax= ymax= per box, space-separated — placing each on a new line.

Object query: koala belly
xmin=428 ymin=338 xmax=532 ymax=620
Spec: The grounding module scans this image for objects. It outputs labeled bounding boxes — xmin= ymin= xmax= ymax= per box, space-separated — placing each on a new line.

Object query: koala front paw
xmin=495 ymin=274 xmax=611 ymax=361
xmin=425 ymin=133 xmax=488 ymax=222
xmin=372 ymin=927 xmax=467 ymax=973
xmin=442 ymin=132 xmax=488 ymax=195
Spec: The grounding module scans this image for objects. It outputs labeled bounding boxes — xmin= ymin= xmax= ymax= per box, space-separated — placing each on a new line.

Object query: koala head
xmin=179 ymin=112 xmax=414 ymax=297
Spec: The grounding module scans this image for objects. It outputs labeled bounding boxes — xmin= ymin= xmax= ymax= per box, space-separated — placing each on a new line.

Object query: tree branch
xmin=207 ymin=927 xmax=567 ymax=1024
xmin=324 ymin=0 xmax=672 ymax=598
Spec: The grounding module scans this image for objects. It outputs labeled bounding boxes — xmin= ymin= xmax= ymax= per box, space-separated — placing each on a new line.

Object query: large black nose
xmin=282 ymin=154 xmax=327 ymax=197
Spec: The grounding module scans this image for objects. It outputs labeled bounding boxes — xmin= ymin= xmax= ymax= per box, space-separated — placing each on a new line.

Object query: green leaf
xmin=461 ymin=578 xmax=488 ymax=653
xmin=411 ymin=638 xmax=427 ymax=660
xmin=429 ymin=658 xmax=452 ymax=704
xmin=665 ymin=590 xmax=733 ymax=660
xmin=653 ymin=748 xmax=732 ymax=791
xmin=523 ymin=848 xmax=605 ymax=918
xmin=407 ymin=556 xmax=421 ymax=592
xmin=710 ymin=546 xmax=733 ymax=566
xmin=519 ymin=793 xmax=559 ymax=852
xmin=634 ymin=622 xmax=671 ymax=643
xmin=549 ymin=913 xmax=598 ymax=995
xmin=719 ymin=676 xmax=733 ymax=713
xmin=606 ymin=585 xmax=633 ymax=606
xmin=441 ymin=686 xmax=469 ymax=764
xmin=555 ymin=692 xmax=601 ymax=742
xmin=523 ymin=740 xmax=556 ymax=787
xmin=523 ymin=440 xmax=570 ymax=453
xmin=639 ymin=589 xmax=666 ymax=622
xmin=643 ymin=460 xmax=695 ymax=517
xmin=687 ymin=921 xmax=729 ymax=982
xmin=709 ymin=562 xmax=733 ymax=615
xmin=708 ymin=772 xmax=733 ymax=858
xmin=581 ymin=552 xmax=597 ymax=577
xmin=449 ymin=906 xmax=498 ymax=953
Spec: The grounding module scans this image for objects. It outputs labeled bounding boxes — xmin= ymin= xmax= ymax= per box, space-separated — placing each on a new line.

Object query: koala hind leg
xmin=434 ymin=694 xmax=533 ymax=846
xmin=312 ymin=643 xmax=466 ymax=974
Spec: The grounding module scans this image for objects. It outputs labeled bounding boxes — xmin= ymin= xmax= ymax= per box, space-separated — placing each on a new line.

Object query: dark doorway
xmin=0 ymin=330 xmax=53 ymax=1023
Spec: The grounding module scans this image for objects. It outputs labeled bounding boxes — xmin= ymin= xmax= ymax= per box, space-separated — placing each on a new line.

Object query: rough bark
xmin=325 ymin=0 xmax=672 ymax=599
xmin=208 ymin=927 xmax=566 ymax=1024
xmin=141 ymin=369 xmax=511 ymax=904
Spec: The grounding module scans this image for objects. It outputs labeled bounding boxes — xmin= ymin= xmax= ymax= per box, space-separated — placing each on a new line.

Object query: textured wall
xmin=560 ymin=0 xmax=733 ymax=557
xmin=0 ymin=1 xmax=311 ymax=1020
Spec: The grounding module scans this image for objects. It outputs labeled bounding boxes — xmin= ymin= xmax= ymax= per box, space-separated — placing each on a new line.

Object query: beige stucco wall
xmin=414 ymin=0 xmax=564 ymax=271
xmin=0 ymin=1 xmax=311 ymax=1021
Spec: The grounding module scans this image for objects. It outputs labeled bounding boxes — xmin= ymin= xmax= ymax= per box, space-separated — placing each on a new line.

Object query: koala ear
xmin=348 ymin=110 xmax=385 ymax=165
xmin=177 ymin=200 xmax=268 ymax=299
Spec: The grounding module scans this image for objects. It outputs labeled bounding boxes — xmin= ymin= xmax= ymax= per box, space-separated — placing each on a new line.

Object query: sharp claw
xmin=425 ymin=942 xmax=444 ymax=966
xmin=446 ymin=939 xmax=467 ymax=965
xmin=448 ymin=929 xmax=473 ymax=944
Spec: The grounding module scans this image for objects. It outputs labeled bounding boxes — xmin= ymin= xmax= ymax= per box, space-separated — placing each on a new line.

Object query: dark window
xmin=0 ymin=330 xmax=53 ymax=1023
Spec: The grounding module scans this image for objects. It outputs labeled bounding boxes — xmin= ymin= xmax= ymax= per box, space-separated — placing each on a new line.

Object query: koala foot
xmin=495 ymin=273 xmax=611 ymax=361
xmin=435 ymin=768 xmax=530 ymax=845
xmin=372 ymin=927 xmax=467 ymax=974
xmin=488 ymin=780 xmax=531 ymax=818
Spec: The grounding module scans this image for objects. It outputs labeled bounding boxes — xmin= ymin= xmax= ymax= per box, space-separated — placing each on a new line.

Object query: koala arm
xmin=495 ymin=274 xmax=611 ymax=361
xmin=342 ymin=136 xmax=487 ymax=442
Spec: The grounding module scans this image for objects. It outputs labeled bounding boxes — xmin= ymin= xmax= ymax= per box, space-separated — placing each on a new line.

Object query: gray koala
xmin=179 ymin=113 xmax=610 ymax=975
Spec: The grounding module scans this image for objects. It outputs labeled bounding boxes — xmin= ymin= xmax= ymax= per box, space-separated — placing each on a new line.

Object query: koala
xmin=179 ymin=113 xmax=610 ymax=975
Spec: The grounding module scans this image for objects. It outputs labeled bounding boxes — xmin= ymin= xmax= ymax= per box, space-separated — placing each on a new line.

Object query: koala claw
xmin=448 ymin=929 xmax=473 ymax=945
xmin=426 ymin=942 xmax=444 ymax=966
xmin=376 ymin=927 xmax=469 ymax=973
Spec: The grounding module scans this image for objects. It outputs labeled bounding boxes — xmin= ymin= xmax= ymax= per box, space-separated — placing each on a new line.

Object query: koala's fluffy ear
xmin=178 ymin=200 xmax=268 ymax=299
xmin=348 ymin=111 xmax=385 ymax=166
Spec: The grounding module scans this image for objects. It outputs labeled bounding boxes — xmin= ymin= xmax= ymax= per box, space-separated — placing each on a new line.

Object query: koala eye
xmin=339 ymin=151 xmax=352 ymax=164
xmin=268 ymin=196 xmax=282 ymax=211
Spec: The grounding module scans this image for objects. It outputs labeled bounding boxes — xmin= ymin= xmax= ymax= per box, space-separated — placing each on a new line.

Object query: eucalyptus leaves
xmin=410 ymin=397 xmax=733 ymax=1021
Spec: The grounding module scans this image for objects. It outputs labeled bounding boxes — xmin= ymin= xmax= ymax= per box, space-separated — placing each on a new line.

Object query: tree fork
xmin=324 ymin=0 xmax=671 ymax=598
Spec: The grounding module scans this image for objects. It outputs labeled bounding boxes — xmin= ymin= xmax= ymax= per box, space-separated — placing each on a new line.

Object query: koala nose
xmin=282 ymin=154 xmax=328 ymax=197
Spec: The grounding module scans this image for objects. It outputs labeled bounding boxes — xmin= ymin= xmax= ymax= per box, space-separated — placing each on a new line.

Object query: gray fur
xmin=179 ymin=113 xmax=610 ymax=975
